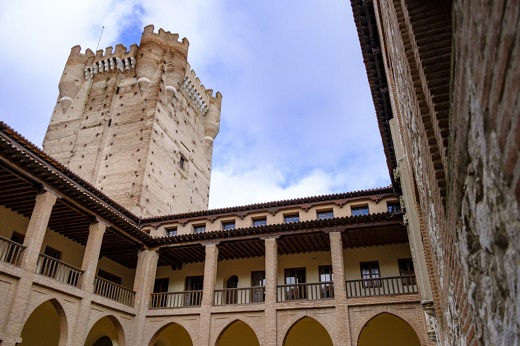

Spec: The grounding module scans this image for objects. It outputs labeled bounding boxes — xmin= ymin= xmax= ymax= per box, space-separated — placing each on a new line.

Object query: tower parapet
xmin=44 ymin=25 xmax=222 ymax=217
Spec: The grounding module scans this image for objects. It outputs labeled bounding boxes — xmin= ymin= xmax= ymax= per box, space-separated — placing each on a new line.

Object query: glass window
xmin=193 ymin=224 xmax=206 ymax=233
xmin=284 ymin=213 xmax=300 ymax=223
xmin=98 ymin=269 xmax=122 ymax=285
xmin=251 ymin=271 xmax=266 ymax=302
xmin=317 ymin=210 xmax=334 ymax=220
xmin=351 ymin=205 xmax=369 ymax=216
xmin=222 ymin=221 xmax=235 ymax=230
xmin=252 ymin=217 xmax=267 ymax=227
xmin=167 ymin=228 xmax=177 ymax=236
xmin=398 ymin=258 xmax=416 ymax=285
xmin=284 ymin=268 xmax=306 ymax=300
xmin=360 ymin=261 xmax=380 ymax=287
xmin=387 ymin=201 xmax=401 ymax=213
xmin=319 ymin=265 xmax=334 ymax=298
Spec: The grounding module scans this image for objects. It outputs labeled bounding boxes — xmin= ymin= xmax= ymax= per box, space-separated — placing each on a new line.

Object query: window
xmin=360 ymin=261 xmax=380 ymax=287
xmin=251 ymin=271 xmax=266 ymax=302
xmin=185 ymin=276 xmax=203 ymax=306
xmin=317 ymin=210 xmax=334 ymax=220
xmin=398 ymin=258 xmax=416 ymax=285
xmin=193 ymin=224 xmax=206 ymax=233
xmin=351 ymin=205 xmax=369 ymax=216
xmin=166 ymin=228 xmax=177 ymax=236
xmin=44 ymin=246 xmax=62 ymax=260
xmin=387 ymin=201 xmax=401 ymax=213
xmin=222 ymin=221 xmax=235 ymax=231
xmin=98 ymin=269 xmax=122 ymax=285
xmin=284 ymin=213 xmax=300 ymax=223
xmin=252 ymin=217 xmax=267 ymax=227
xmin=179 ymin=155 xmax=187 ymax=170
xmin=319 ymin=265 xmax=334 ymax=298
xmin=11 ymin=232 xmax=25 ymax=244
xmin=284 ymin=268 xmax=306 ymax=300
xmin=154 ymin=278 xmax=169 ymax=293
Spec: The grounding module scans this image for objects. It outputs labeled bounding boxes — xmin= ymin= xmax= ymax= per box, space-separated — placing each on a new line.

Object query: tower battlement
xmin=45 ymin=26 xmax=222 ymax=217
xmin=141 ymin=25 xmax=189 ymax=50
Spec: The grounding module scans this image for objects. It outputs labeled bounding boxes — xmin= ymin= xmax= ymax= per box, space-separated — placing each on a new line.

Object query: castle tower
xmin=43 ymin=25 xmax=222 ymax=217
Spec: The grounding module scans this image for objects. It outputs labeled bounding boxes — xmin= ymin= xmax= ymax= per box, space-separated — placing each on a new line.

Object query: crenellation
xmin=44 ymin=25 xmax=221 ymax=217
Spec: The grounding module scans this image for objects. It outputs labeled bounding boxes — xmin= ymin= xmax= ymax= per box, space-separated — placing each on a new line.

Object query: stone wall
xmin=448 ymin=0 xmax=520 ymax=344
xmin=372 ymin=0 xmax=520 ymax=344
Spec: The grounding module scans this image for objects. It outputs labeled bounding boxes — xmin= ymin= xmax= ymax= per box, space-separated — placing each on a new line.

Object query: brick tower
xmin=43 ymin=25 xmax=222 ymax=217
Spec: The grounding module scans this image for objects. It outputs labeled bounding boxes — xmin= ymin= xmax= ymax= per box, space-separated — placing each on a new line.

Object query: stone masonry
xmin=43 ymin=25 xmax=222 ymax=217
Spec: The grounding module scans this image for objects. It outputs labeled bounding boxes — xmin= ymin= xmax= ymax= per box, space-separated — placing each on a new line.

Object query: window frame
xmin=317 ymin=209 xmax=334 ymax=220
xmin=351 ymin=205 xmax=369 ymax=216
xmin=193 ymin=224 xmax=206 ymax=234
xmin=222 ymin=220 xmax=236 ymax=231
xmin=283 ymin=213 xmax=300 ymax=223
xmin=387 ymin=201 xmax=401 ymax=213
xmin=360 ymin=261 xmax=381 ymax=288
xmin=252 ymin=217 xmax=267 ymax=227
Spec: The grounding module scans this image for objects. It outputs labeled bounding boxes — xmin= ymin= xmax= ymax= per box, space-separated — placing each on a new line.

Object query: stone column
xmin=197 ymin=243 xmax=219 ymax=346
xmin=71 ymin=220 xmax=108 ymax=345
xmin=21 ymin=190 xmax=57 ymax=271
xmin=80 ymin=220 xmax=107 ymax=291
xmin=264 ymin=237 xmax=278 ymax=345
xmin=2 ymin=190 xmax=57 ymax=346
xmin=131 ymin=249 xmax=159 ymax=346
xmin=329 ymin=231 xmax=350 ymax=346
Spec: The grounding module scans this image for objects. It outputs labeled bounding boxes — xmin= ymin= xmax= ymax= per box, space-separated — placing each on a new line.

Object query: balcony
xmin=150 ymin=290 xmax=203 ymax=309
xmin=346 ymin=275 xmax=418 ymax=298
xmin=214 ymin=286 xmax=265 ymax=306
xmin=94 ymin=276 xmax=136 ymax=307
xmin=36 ymin=253 xmax=83 ymax=287
xmin=0 ymin=236 xmax=25 ymax=266
xmin=277 ymin=282 xmax=334 ymax=302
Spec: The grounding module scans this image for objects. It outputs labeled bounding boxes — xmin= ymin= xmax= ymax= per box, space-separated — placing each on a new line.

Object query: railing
xmin=214 ymin=286 xmax=265 ymax=305
xmin=36 ymin=253 xmax=83 ymax=287
xmin=150 ymin=290 xmax=203 ymax=309
xmin=0 ymin=236 xmax=25 ymax=266
xmin=277 ymin=282 xmax=334 ymax=302
xmin=346 ymin=275 xmax=418 ymax=298
xmin=94 ymin=276 xmax=136 ymax=307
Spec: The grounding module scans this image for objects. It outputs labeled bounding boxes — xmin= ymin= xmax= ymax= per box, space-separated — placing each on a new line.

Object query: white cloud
xmin=0 ymin=0 xmax=392 ymax=210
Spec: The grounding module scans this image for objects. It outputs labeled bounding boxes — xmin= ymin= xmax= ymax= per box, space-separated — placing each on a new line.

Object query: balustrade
xmin=0 ymin=236 xmax=25 ymax=266
xmin=346 ymin=275 xmax=417 ymax=297
xmin=94 ymin=276 xmax=136 ymax=306
xmin=213 ymin=286 xmax=265 ymax=305
xmin=277 ymin=282 xmax=334 ymax=302
xmin=150 ymin=290 xmax=203 ymax=309
xmin=36 ymin=253 xmax=83 ymax=287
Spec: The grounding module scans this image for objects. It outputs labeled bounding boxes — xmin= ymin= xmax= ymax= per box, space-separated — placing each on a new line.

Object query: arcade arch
xmin=216 ymin=320 xmax=259 ymax=346
xmin=357 ymin=312 xmax=420 ymax=346
xmin=84 ymin=315 xmax=125 ymax=346
xmin=283 ymin=316 xmax=333 ymax=346
xmin=149 ymin=322 xmax=193 ymax=346
xmin=20 ymin=299 xmax=67 ymax=346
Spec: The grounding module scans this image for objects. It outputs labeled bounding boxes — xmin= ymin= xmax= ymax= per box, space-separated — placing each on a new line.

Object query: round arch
xmin=148 ymin=322 xmax=193 ymax=346
xmin=216 ymin=320 xmax=259 ymax=346
xmin=283 ymin=316 xmax=333 ymax=346
xmin=20 ymin=298 xmax=68 ymax=346
xmin=357 ymin=313 xmax=421 ymax=346
xmin=84 ymin=315 xmax=126 ymax=346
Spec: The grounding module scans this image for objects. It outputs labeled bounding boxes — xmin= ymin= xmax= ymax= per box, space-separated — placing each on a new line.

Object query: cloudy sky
xmin=0 ymin=0 xmax=390 ymax=209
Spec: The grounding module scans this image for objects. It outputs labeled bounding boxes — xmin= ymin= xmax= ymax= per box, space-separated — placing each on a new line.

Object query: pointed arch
xmin=283 ymin=316 xmax=333 ymax=346
xmin=20 ymin=298 xmax=68 ymax=346
xmin=357 ymin=312 xmax=420 ymax=346
xmin=216 ymin=319 xmax=260 ymax=346
xmin=148 ymin=322 xmax=193 ymax=346
xmin=84 ymin=315 xmax=126 ymax=346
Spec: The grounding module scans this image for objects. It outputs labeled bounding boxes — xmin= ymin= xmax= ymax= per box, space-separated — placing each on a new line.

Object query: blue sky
xmin=0 ymin=0 xmax=390 ymax=209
